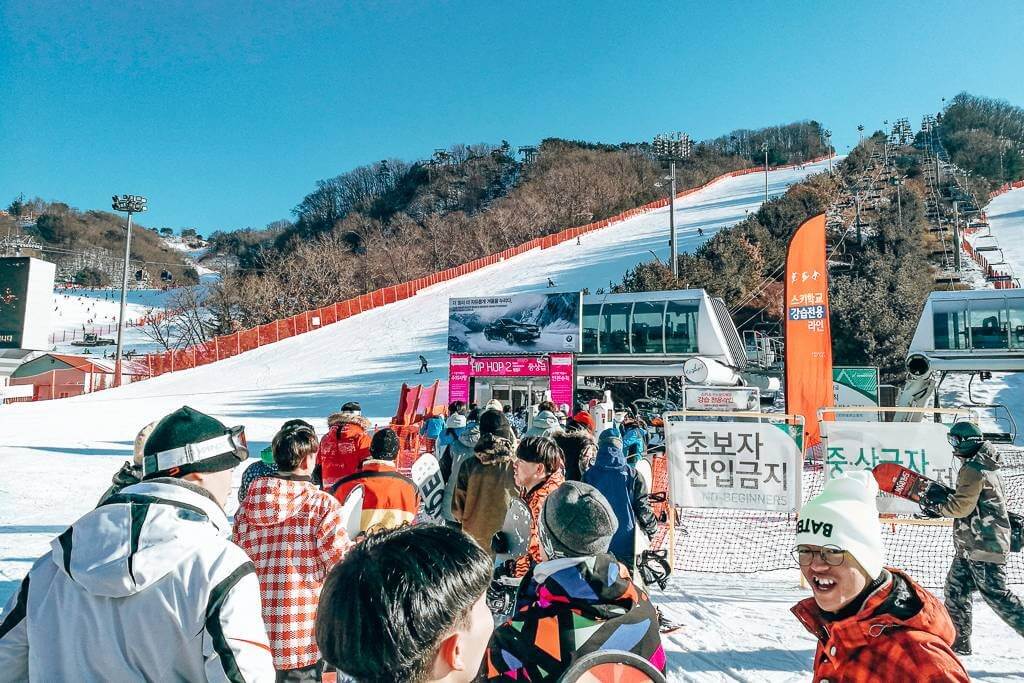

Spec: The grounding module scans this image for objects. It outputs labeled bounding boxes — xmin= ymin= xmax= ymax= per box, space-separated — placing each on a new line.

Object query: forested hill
xmin=205 ymin=120 xmax=830 ymax=330
xmin=1 ymin=198 xmax=197 ymax=286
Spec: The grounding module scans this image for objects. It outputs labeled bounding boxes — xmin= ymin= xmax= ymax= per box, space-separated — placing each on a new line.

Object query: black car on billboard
xmin=483 ymin=318 xmax=541 ymax=344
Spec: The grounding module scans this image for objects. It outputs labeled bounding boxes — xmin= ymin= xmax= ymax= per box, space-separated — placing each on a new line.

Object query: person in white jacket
xmin=0 ymin=406 xmax=275 ymax=682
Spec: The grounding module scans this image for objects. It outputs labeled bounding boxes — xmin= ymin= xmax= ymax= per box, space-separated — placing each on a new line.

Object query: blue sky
xmin=2 ymin=1 xmax=1022 ymax=233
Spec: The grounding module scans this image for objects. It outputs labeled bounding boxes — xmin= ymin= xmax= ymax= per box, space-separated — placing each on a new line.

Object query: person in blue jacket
xmin=582 ymin=436 xmax=658 ymax=572
xmin=620 ymin=415 xmax=647 ymax=466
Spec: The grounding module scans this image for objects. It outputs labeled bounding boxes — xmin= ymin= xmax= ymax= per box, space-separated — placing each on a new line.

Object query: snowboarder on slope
xmin=0 ymin=407 xmax=274 ymax=682
xmin=920 ymin=421 xmax=1024 ymax=655
xmin=547 ymin=277 xmax=555 ymax=288
xmin=790 ymin=471 xmax=968 ymax=681
xmin=418 ymin=354 xmax=429 ymax=374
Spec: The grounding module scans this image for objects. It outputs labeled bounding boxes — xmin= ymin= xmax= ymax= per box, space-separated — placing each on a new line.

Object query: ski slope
xmin=16 ymin=159 xmax=1023 ymax=680
xmin=48 ymin=286 xmax=174 ymax=355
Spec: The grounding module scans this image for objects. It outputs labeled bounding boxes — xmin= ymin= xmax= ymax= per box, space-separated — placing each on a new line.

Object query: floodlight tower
xmin=653 ymin=132 xmax=693 ymax=278
xmin=111 ymin=193 xmax=147 ymax=387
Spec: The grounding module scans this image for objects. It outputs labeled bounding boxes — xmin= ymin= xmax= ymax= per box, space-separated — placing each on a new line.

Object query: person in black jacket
xmin=553 ymin=421 xmax=597 ymax=481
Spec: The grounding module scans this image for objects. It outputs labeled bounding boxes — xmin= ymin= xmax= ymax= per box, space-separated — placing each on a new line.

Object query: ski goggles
xmin=791 ymin=544 xmax=847 ymax=567
xmin=144 ymin=425 xmax=248 ymax=477
xmin=946 ymin=433 xmax=981 ymax=449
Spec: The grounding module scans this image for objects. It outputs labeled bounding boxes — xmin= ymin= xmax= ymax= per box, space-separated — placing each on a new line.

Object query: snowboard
xmin=338 ymin=483 xmax=364 ymax=538
xmin=411 ymin=453 xmax=446 ymax=521
xmin=634 ymin=458 xmax=653 ymax=561
xmin=872 ymin=463 xmax=951 ymax=504
xmin=487 ymin=498 xmax=531 ymax=623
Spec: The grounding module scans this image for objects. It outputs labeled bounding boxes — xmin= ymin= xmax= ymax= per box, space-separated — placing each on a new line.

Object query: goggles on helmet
xmin=144 ymin=425 xmax=248 ymax=477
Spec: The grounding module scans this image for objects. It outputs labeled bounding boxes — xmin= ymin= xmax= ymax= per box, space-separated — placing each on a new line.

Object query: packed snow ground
xmin=9 ymin=160 xmax=1024 ymax=679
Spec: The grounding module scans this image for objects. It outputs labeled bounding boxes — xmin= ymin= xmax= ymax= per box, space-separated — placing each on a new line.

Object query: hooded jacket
xmin=318 ymin=413 xmax=372 ymax=488
xmin=938 ymin=442 xmax=1012 ymax=563
xmin=330 ymin=459 xmax=420 ymax=533
xmin=513 ymin=470 xmax=566 ymax=577
xmin=791 ymin=568 xmax=969 ymax=683
xmin=453 ymin=433 xmax=518 ymax=553
xmin=582 ymin=443 xmax=658 ymax=567
xmin=524 ymin=410 xmax=561 ymax=438
xmin=232 ymin=475 xmax=351 ymax=670
xmin=0 ymin=479 xmax=274 ymax=683
xmin=553 ymin=429 xmax=597 ymax=481
xmin=440 ymin=423 xmax=480 ymax=523
xmin=484 ymin=554 xmax=665 ymax=680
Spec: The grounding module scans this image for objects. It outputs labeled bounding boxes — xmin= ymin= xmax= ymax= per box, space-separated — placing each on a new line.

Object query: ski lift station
xmin=446 ymin=289 xmax=759 ymax=413
xmin=898 ymin=288 xmax=1024 ymax=443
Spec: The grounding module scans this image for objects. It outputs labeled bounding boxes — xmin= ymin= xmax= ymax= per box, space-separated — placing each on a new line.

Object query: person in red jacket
xmin=318 ymin=401 xmax=372 ymax=489
xmin=790 ymin=471 xmax=968 ymax=682
xmin=232 ymin=419 xmax=353 ymax=680
xmin=331 ymin=428 xmax=420 ymax=533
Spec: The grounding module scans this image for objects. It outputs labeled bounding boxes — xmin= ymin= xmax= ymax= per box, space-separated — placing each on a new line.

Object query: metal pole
xmin=669 ymin=159 xmax=678 ymax=278
xmin=896 ymin=181 xmax=903 ymax=232
xmin=764 ymin=148 xmax=769 ymax=203
xmin=114 ymin=211 xmax=133 ymax=387
xmin=855 ymin=192 xmax=862 ymax=244
xmin=953 ymin=201 xmax=961 ymax=272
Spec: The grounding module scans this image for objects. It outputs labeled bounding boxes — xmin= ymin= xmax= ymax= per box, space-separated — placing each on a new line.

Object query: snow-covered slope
xmin=49 ymin=286 xmax=174 ymax=355
xmin=18 ymin=160 xmax=1024 ymax=680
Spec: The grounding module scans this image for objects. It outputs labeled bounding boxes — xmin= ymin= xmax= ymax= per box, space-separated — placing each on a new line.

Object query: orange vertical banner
xmin=784 ymin=213 xmax=833 ymax=453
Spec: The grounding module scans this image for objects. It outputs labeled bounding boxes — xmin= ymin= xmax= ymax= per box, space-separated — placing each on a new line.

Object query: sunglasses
xmin=791 ymin=545 xmax=846 ymax=567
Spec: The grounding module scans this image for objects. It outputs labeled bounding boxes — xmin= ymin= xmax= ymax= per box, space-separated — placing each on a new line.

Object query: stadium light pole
xmin=111 ymin=194 xmax=147 ymax=387
xmin=654 ymin=132 xmax=692 ymax=279
xmin=762 ymin=142 xmax=769 ymax=204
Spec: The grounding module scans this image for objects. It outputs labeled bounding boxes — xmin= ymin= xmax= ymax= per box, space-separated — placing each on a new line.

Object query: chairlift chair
xmin=962 ymin=373 xmax=1017 ymax=445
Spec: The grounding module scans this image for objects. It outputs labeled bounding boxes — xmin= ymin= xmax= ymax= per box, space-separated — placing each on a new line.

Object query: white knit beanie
xmin=795 ymin=471 xmax=883 ymax=578
xmin=484 ymin=399 xmax=504 ymax=413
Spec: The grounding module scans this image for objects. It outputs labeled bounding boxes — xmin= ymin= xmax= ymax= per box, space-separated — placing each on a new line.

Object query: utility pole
xmin=893 ymin=177 xmax=903 ymax=232
xmin=762 ymin=142 xmax=769 ymax=203
xmin=824 ymin=129 xmax=833 ymax=174
xmin=653 ymin=132 xmax=692 ymax=279
xmin=111 ymin=194 xmax=147 ymax=387
xmin=952 ymin=200 xmax=961 ymax=272
xmin=854 ymin=191 xmax=863 ymax=244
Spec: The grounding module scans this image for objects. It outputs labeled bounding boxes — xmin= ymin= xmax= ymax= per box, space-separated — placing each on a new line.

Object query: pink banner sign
xmin=469 ymin=356 xmax=550 ymax=377
xmin=549 ymin=353 xmax=574 ymax=408
xmin=448 ymin=354 xmax=470 ymax=404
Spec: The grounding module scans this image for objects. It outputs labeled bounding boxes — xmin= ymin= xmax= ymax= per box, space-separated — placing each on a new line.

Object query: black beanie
xmin=479 ymin=409 xmax=513 ymax=440
xmin=370 ymin=428 xmax=400 ymax=460
xmin=142 ymin=406 xmax=242 ymax=479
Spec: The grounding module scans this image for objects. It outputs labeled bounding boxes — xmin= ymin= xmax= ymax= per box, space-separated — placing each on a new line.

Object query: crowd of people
xmin=0 ymin=396 xmax=1022 ymax=681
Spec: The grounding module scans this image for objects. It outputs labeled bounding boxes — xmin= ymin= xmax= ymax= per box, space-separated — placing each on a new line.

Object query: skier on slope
xmin=0 ymin=407 xmax=275 ymax=682
xmin=790 ymin=471 xmax=968 ymax=681
xmin=232 ymin=420 xmax=352 ymax=680
xmin=920 ymin=421 xmax=1024 ymax=655
xmin=318 ymin=401 xmax=373 ymax=489
xmin=418 ymin=354 xmax=429 ymax=374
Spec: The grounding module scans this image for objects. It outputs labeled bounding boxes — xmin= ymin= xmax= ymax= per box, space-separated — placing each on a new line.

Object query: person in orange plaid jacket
xmin=233 ymin=420 xmax=353 ymax=682
xmin=790 ymin=472 xmax=968 ymax=683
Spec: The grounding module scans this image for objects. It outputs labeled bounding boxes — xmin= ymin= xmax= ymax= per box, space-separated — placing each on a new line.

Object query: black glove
xmin=491 ymin=531 xmax=510 ymax=554
xmin=919 ymin=500 xmax=943 ymax=518
xmin=923 ymin=482 xmax=950 ymax=506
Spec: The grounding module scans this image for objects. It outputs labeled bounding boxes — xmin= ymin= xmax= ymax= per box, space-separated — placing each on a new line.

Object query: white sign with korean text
xmin=819 ymin=421 xmax=956 ymax=514
xmin=665 ymin=421 xmax=802 ymax=513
